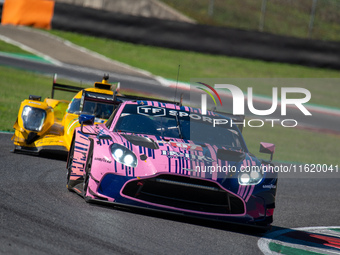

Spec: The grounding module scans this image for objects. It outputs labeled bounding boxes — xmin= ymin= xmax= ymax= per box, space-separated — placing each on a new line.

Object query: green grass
xmin=0 ymin=40 xmax=52 ymax=62
xmin=160 ymin=0 xmax=340 ymax=41
xmin=0 ymin=66 xmax=85 ymax=132
xmin=244 ymin=122 xmax=340 ymax=165
xmin=0 ymin=40 xmax=32 ymax=54
xmin=0 ymin=68 xmax=51 ymax=132
xmin=49 ymin=30 xmax=340 ymax=109
xmin=49 ymin=30 xmax=340 ymax=79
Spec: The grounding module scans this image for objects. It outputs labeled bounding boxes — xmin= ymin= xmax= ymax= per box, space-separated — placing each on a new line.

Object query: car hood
xmin=111 ymin=133 xmax=260 ymax=182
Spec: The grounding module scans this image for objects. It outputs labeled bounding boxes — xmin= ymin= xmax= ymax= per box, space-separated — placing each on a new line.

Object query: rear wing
xmin=51 ymin=74 xmax=84 ymax=99
xmin=116 ymin=94 xmax=182 ymax=106
xmin=51 ymin=73 xmax=183 ymax=106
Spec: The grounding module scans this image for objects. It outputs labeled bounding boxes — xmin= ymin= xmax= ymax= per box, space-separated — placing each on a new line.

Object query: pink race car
xmin=66 ymin=99 xmax=277 ymax=228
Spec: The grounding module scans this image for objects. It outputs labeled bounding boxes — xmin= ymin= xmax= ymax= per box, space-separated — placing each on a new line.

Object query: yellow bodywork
xmin=12 ymin=82 xmax=114 ymax=153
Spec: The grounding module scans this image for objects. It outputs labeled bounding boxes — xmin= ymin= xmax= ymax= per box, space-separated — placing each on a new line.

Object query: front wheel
xmin=66 ymin=138 xmax=76 ymax=190
xmin=83 ymin=144 xmax=93 ymax=202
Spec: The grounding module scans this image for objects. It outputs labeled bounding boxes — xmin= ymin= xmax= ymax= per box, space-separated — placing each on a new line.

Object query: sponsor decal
xmin=28 ymin=101 xmax=42 ymax=105
xmin=161 ymin=150 xmax=215 ymax=162
xmin=170 ymin=141 xmax=203 ymax=151
xmin=165 ymin=141 xmax=203 ymax=151
xmin=137 ymin=106 xmax=166 ymax=117
xmin=67 ymin=118 xmax=79 ymax=135
xmin=262 ymin=184 xmax=276 ymax=189
xmin=36 ymin=139 xmax=64 ymax=146
xmin=182 ymin=168 xmax=195 ymax=172
xmin=94 ymin=157 xmax=112 ymax=164
xmin=137 ymin=106 xmax=229 ymax=125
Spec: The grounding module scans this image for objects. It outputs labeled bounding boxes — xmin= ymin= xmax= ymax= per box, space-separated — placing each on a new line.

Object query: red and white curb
xmin=258 ymin=226 xmax=340 ymax=255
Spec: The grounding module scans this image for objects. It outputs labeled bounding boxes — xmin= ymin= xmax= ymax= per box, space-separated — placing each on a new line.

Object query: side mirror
xmin=259 ymin=142 xmax=275 ymax=161
xmin=79 ymin=114 xmax=95 ymax=125
xmin=79 ymin=114 xmax=96 ymax=135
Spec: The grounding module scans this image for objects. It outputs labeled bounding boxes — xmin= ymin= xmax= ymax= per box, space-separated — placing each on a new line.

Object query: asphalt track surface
xmin=1 ymin=133 xmax=339 ymax=254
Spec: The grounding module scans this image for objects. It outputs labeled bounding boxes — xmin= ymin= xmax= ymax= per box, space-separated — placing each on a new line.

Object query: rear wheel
xmin=12 ymin=145 xmax=19 ymax=153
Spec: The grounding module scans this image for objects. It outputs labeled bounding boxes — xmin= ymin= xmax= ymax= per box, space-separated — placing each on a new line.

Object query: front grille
xmin=121 ymin=174 xmax=244 ymax=215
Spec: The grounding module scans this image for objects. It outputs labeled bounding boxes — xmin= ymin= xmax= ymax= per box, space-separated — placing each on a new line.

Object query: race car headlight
xmin=21 ymin=106 xmax=46 ymax=132
xmin=111 ymin=144 xmax=137 ymax=168
xmin=238 ymin=171 xmax=263 ymax=185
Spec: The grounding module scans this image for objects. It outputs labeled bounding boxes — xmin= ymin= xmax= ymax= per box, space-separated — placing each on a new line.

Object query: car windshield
xmin=113 ymin=104 xmax=246 ymax=150
xmin=67 ymin=98 xmax=81 ymax=114
xmin=82 ymin=100 xmax=114 ymax=119
xmin=67 ymin=92 xmax=115 ymax=119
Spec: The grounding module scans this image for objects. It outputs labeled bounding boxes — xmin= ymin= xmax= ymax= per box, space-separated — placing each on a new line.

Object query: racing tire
xmin=83 ymin=142 xmax=93 ymax=203
xmin=66 ymin=138 xmax=77 ymax=190
xmin=12 ymin=145 xmax=19 ymax=153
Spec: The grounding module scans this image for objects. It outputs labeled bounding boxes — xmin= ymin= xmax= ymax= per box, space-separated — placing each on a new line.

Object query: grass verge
xmin=160 ymin=0 xmax=340 ymax=41
xmin=244 ymin=123 xmax=339 ymax=165
xmin=48 ymin=30 xmax=340 ymax=109
xmin=0 ymin=40 xmax=33 ymax=54
xmin=0 ymin=66 xmax=84 ymax=132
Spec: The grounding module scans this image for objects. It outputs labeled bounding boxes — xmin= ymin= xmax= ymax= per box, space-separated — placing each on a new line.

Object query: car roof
xmin=73 ymin=87 xmax=114 ymax=99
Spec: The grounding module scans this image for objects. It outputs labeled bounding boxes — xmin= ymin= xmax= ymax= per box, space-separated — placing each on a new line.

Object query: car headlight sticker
xmin=123 ymin=154 xmax=134 ymax=166
xmin=239 ymin=173 xmax=250 ymax=184
xmin=238 ymin=170 xmax=263 ymax=185
xmin=21 ymin=106 xmax=46 ymax=132
xmin=111 ymin=144 xmax=137 ymax=168
xmin=113 ymin=148 xmax=124 ymax=159
xmin=250 ymin=171 xmax=261 ymax=179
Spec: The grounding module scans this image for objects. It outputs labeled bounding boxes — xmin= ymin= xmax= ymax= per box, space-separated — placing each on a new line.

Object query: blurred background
xmin=54 ymin=0 xmax=340 ymax=41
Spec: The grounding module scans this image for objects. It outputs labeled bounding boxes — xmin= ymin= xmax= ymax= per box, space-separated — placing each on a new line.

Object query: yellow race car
xmin=12 ymin=74 xmax=120 ymax=154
